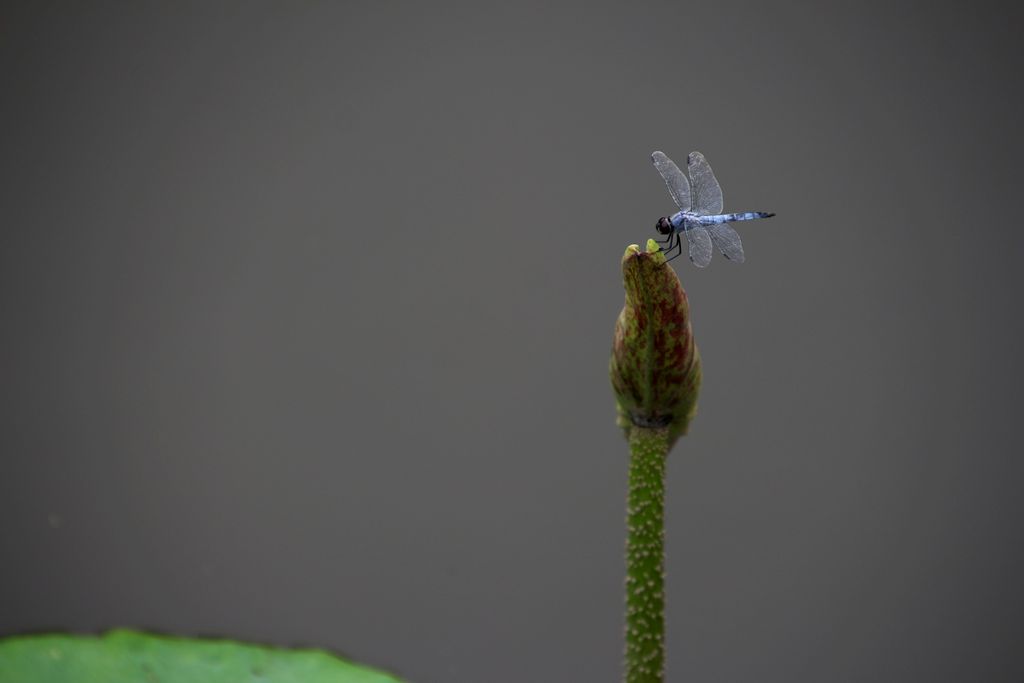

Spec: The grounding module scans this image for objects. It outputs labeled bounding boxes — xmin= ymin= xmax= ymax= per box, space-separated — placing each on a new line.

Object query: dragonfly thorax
xmin=669 ymin=211 xmax=693 ymax=232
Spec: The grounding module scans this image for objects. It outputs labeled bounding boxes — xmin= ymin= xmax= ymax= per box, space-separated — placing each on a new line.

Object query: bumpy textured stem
xmin=625 ymin=426 xmax=668 ymax=683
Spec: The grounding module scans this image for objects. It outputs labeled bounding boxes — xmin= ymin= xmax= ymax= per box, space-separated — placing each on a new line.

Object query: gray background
xmin=2 ymin=2 xmax=1022 ymax=682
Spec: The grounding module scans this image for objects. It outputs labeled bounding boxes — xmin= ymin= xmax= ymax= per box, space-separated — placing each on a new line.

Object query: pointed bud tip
xmin=622 ymin=240 xmax=667 ymax=265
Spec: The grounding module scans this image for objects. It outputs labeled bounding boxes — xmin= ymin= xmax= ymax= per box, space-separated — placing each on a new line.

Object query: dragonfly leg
xmin=665 ymin=236 xmax=684 ymax=263
xmin=658 ymin=232 xmax=676 ymax=252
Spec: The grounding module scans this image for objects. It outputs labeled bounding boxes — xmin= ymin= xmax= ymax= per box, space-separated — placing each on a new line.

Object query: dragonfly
xmin=651 ymin=150 xmax=775 ymax=267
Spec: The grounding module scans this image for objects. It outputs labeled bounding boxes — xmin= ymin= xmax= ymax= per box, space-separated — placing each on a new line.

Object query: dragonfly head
xmin=655 ymin=217 xmax=672 ymax=235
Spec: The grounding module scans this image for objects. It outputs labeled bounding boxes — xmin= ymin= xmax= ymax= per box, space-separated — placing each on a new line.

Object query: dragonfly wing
xmin=707 ymin=222 xmax=745 ymax=263
xmin=684 ymin=226 xmax=713 ymax=268
xmin=651 ymin=151 xmax=691 ymax=212
xmin=687 ymin=151 xmax=723 ymax=215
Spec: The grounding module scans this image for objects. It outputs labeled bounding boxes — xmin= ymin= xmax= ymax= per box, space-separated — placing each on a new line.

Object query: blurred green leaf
xmin=0 ymin=629 xmax=404 ymax=683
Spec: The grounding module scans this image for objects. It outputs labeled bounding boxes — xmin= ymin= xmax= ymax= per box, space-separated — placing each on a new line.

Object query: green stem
xmin=625 ymin=426 xmax=668 ymax=683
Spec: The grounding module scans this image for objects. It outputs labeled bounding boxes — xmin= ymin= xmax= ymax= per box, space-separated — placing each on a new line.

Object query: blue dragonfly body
xmin=651 ymin=150 xmax=775 ymax=267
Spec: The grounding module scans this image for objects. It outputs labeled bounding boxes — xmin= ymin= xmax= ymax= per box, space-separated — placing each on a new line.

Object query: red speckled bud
xmin=610 ymin=240 xmax=702 ymax=449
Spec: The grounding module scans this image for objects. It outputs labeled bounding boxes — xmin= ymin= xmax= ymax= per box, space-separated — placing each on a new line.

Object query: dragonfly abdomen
xmin=696 ymin=211 xmax=775 ymax=225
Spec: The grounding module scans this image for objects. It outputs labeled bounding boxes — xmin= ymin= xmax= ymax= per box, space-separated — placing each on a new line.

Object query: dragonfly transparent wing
xmin=684 ymin=226 xmax=713 ymax=268
xmin=651 ymin=151 xmax=691 ymax=212
xmin=707 ymin=222 xmax=745 ymax=263
xmin=687 ymin=151 xmax=723 ymax=215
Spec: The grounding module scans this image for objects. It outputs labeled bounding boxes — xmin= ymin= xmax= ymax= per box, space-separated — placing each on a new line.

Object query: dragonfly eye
xmin=656 ymin=217 xmax=671 ymax=235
